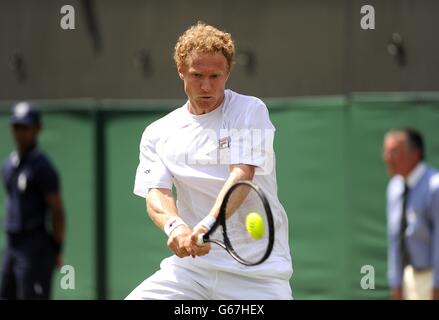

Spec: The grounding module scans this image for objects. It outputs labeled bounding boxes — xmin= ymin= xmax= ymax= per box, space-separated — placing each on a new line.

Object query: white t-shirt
xmin=134 ymin=89 xmax=292 ymax=280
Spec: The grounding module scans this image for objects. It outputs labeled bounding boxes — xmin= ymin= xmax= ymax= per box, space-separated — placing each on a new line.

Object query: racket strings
xmin=224 ymin=187 xmax=270 ymax=264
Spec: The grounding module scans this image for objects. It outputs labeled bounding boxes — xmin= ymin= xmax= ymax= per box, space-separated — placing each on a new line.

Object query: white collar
xmin=10 ymin=151 xmax=20 ymax=167
xmin=406 ymin=162 xmax=426 ymax=188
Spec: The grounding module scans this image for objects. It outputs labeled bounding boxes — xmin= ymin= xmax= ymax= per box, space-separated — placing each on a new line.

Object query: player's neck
xmin=17 ymin=143 xmax=37 ymax=157
xmin=188 ymin=96 xmax=225 ymax=115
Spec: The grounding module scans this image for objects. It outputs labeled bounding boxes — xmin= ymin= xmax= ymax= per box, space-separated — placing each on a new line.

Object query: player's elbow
xmin=230 ymin=164 xmax=255 ymax=181
xmin=145 ymin=198 xmax=152 ymax=214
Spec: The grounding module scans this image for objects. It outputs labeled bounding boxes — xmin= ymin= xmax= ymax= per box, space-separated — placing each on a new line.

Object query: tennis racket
xmin=197 ymin=180 xmax=274 ymax=266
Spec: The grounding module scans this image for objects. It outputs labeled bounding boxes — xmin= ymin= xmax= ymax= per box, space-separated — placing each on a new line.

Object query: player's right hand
xmin=191 ymin=225 xmax=211 ymax=257
xmin=56 ymin=255 xmax=63 ymax=269
xmin=167 ymin=225 xmax=210 ymax=258
xmin=391 ymin=288 xmax=404 ymax=300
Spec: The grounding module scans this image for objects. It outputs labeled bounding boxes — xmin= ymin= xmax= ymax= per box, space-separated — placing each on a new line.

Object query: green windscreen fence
xmin=1 ymin=93 xmax=439 ymax=299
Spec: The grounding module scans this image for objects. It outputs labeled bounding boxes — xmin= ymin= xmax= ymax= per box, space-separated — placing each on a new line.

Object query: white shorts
xmin=125 ymin=257 xmax=293 ymax=300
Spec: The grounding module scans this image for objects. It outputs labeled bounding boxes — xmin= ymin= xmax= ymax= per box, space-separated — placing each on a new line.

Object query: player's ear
xmin=225 ymin=71 xmax=230 ymax=82
xmin=177 ymin=66 xmax=185 ymax=80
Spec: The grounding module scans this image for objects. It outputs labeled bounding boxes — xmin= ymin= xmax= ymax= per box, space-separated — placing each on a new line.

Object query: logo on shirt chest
xmin=17 ymin=172 xmax=27 ymax=191
xmin=218 ymin=136 xmax=231 ymax=149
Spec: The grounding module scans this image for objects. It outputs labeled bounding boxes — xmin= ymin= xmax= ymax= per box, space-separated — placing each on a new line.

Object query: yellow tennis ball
xmin=246 ymin=212 xmax=264 ymax=240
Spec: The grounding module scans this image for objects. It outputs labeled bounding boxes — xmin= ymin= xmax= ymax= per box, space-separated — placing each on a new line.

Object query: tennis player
xmin=126 ymin=22 xmax=293 ymax=300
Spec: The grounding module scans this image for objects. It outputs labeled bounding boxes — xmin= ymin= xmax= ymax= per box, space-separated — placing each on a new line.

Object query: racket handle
xmin=196 ymin=234 xmax=205 ymax=246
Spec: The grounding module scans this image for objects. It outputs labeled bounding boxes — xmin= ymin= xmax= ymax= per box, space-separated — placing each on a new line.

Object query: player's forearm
xmin=146 ymin=188 xmax=180 ymax=230
xmin=51 ymin=208 xmax=65 ymax=244
xmin=47 ymin=193 xmax=66 ymax=247
xmin=209 ymin=164 xmax=255 ymax=219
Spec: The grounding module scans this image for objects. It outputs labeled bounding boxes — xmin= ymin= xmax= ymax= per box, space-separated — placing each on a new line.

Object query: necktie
xmin=400 ymin=182 xmax=410 ymax=267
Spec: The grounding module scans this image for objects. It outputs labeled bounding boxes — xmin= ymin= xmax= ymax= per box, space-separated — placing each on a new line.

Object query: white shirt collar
xmin=10 ymin=151 xmax=20 ymax=167
xmin=406 ymin=162 xmax=426 ymax=188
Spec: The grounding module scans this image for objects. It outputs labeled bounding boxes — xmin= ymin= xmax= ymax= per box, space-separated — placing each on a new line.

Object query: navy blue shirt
xmin=2 ymin=146 xmax=60 ymax=233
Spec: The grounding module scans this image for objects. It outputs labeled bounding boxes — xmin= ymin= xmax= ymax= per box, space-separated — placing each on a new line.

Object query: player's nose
xmin=200 ymin=78 xmax=211 ymax=92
